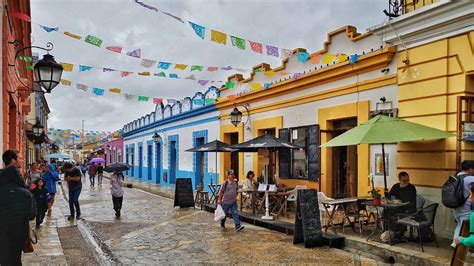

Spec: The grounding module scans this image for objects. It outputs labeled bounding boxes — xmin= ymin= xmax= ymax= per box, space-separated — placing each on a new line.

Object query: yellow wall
xmin=319 ymin=101 xmax=370 ymax=197
xmin=397 ymin=32 xmax=474 ymax=188
xmin=220 ymin=123 xmax=244 ymax=182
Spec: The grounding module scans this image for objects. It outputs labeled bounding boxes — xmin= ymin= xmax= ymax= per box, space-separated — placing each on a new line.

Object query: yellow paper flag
xmin=322 ymin=54 xmax=335 ymax=64
xmin=251 ymin=83 xmax=262 ymax=91
xmin=60 ymin=62 xmax=74 ymax=72
xmin=60 ymin=79 xmax=71 ymax=86
xmin=264 ymin=70 xmax=276 ymax=77
xmin=211 ymin=30 xmax=227 ymax=45
xmin=109 ymin=88 xmax=121 ymax=94
xmin=175 ymin=64 xmax=188 ymax=70
xmin=138 ymin=71 xmax=150 ymax=76
xmin=337 ymin=54 xmax=348 ymax=63
xmin=64 ymin=31 xmax=81 ymax=40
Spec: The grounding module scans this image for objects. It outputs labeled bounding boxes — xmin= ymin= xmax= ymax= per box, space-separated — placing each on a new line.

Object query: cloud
xmin=30 ymin=0 xmax=387 ymax=131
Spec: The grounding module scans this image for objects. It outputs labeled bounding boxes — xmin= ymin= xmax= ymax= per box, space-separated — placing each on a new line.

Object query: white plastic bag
xmin=214 ymin=204 xmax=226 ymax=221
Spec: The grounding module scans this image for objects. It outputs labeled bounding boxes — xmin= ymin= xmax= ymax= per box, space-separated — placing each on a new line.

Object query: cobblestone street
xmin=24 ymin=177 xmax=376 ymax=265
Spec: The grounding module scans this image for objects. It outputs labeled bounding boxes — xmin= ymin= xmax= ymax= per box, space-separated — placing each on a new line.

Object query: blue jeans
xmin=220 ymin=202 xmax=240 ymax=228
xmin=69 ymin=187 xmax=82 ymax=217
xmin=89 ymin=174 xmax=95 ymax=186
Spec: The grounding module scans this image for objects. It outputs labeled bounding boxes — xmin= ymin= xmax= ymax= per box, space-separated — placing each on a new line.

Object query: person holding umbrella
xmin=88 ymin=162 xmax=97 ymax=187
xmin=104 ymin=162 xmax=130 ymax=218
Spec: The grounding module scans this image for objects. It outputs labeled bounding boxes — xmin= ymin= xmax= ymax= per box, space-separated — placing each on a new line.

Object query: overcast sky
xmin=31 ymin=0 xmax=387 ymax=131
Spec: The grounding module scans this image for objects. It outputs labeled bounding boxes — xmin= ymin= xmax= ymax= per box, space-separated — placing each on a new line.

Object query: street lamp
xmin=230 ymin=104 xmax=250 ymax=129
xmin=8 ymin=41 xmax=63 ymax=94
xmin=152 ymin=132 xmax=161 ymax=143
xmin=32 ymin=119 xmax=44 ymax=137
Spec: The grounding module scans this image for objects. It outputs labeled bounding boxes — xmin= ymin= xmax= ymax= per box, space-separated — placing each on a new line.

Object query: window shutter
xmin=307 ymin=125 xmax=320 ymax=181
xmin=279 ymin=128 xmax=291 ymax=179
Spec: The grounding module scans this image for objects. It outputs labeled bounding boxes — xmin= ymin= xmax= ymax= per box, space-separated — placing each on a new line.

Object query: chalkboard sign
xmin=293 ymin=189 xmax=325 ymax=248
xmin=174 ymin=178 xmax=195 ymax=208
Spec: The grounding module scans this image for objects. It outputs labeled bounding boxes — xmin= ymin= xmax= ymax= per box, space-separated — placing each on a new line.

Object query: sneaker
xmin=220 ymin=222 xmax=225 ymax=228
xmin=236 ymin=225 xmax=245 ymax=232
xmin=76 ymin=214 xmax=82 ymax=220
xmin=67 ymin=215 xmax=74 ymax=221
xmin=115 ymin=210 xmax=120 ymax=218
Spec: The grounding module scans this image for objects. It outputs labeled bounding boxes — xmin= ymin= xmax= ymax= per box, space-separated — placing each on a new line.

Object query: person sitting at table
xmin=241 ymin=171 xmax=255 ymax=208
xmin=388 ymin=171 xmax=417 ymax=215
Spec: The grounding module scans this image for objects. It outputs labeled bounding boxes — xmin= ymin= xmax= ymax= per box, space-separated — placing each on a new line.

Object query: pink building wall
xmin=104 ymin=137 xmax=124 ymax=165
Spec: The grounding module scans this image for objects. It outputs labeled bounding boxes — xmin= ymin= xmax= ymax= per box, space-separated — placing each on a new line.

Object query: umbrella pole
xmin=382 ymin=143 xmax=388 ymax=192
xmin=213 ymin=151 xmax=217 ymax=185
xmin=262 ymin=150 xmax=273 ymax=220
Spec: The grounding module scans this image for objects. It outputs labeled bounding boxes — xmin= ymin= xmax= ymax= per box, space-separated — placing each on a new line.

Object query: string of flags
xmin=11 ymin=12 xmax=250 ymax=74
xmin=133 ymin=0 xmax=292 ymax=59
xmin=47 ymin=128 xmax=114 ymax=142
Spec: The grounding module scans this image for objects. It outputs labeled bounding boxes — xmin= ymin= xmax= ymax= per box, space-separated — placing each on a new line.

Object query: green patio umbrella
xmin=321 ymin=115 xmax=455 ymax=191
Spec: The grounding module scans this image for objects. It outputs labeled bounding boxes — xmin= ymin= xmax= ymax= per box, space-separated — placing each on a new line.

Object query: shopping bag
xmin=214 ymin=205 xmax=226 ymax=221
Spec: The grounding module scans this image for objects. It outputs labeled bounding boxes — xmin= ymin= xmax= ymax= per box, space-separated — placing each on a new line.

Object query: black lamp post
xmin=32 ymin=119 xmax=44 ymax=137
xmin=152 ymin=132 xmax=161 ymax=143
xmin=230 ymin=107 xmax=242 ymax=127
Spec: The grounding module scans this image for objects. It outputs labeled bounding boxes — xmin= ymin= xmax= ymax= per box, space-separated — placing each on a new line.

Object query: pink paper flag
xmin=207 ymin=67 xmax=218 ymax=72
xmin=121 ymin=71 xmax=132 ymax=77
xmin=106 ymin=46 xmax=123 ymax=53
xmin=12 ymin=12 xmax=31 ymax=22
xmin=249 ymin=41 xmax=263 ymax=54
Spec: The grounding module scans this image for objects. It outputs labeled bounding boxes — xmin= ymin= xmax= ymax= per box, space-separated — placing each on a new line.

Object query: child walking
xmin=31 ymin=178 xmax=49 ymax=229
xmin=110 ymin=171 xmax=124 ymax=217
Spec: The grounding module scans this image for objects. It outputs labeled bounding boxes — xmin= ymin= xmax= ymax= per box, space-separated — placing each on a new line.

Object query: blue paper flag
xmin=169 ymin=73 xmax=179 ymax=79
xmin=263 ymin=83 xmax=272 ymax=90
xmin=42 ymin=26 xmax=58 ymax=32
xmin=79 ymin=65 xmax=93 ymax=72
xmin=193 ymin=99 xmax=204 ymax=105
xmin=158 ymin=62 xmax=172 ymax=70
xmin=297 ymin=52 xmax=310 ymax=62
xmin=349 ymin=54 xmax=359 ymax=65
xmin=189 ymin=21 xmax=205 ymax=40
xmin=167 ymin=99 xmax=177 ymax=104
xmin=92 ymin=87 xmax=104 ymax=96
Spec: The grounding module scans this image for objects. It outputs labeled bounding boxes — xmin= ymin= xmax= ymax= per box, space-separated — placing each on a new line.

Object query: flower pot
xmin=372 ymin=198 xmax=381 ymax=205
xmin=197 ymin=186 xmax=203 ymax=192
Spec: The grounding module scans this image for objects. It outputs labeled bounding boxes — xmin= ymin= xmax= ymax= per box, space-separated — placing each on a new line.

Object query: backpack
xmin=442 ymin=174 xmax=468 ymax=208
xmin=222 ymin=180 xmax=238 ymax=193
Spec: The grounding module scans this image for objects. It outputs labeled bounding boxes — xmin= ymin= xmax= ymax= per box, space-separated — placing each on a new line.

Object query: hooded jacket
xmin=42 ymin=164 xmax=59 ymax=194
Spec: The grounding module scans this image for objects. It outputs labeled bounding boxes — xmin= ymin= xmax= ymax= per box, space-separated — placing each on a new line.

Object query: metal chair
xmin=396 ymin=203 xmax=439 ymax=252
xmin=342 ymin=200 xmax=370 ymax=237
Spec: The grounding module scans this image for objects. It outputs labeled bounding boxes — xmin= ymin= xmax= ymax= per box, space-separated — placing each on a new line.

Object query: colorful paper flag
xmin=162 ymin=11 xmax=184 ymax=23
xmin=155 ymin=72 xmax=166 ymax=77
xmin=169 ymin=73 xmax=178 ymax=78
xmin=254 ymin=69 xmax=263 ymax=73
xmin=109 ymin=88 xmax=121 ymax=94
xmin=41 ymin=26 xmax=58 ymax=32
xmin=92 ymin=87 xmax=104 ymax=96
xmin=175 ymin=64 xmax=188 ymax=70
xmin=17 ymin=55 xmax=32 ymax=62
xmin=138 ymin=71 xmax=150 ymax=76
xmin=266 ymin=45 xmax=279 ymax=57
xmin=189 ymin=21 xmax=205 ymax=40
xmin=205 ymin=98 xmax=215 ymax=105
xmin=85 ymin=35 xmax=103 ymax=47
xmin=121 ymin=71 xmax=132 ymax=77
xmin=227 ymin=95 xmax=237 ymax=102
xmin=141 ymin=59 xmax=156 ymax=68
xmin=281 ymin=49 xmax=292 ymax=59
xmin=349 ymin=54 xmax=359 ymax=65
xmin=60 ymin=79 xmax=72 ymax=86
xmin=76 ymin=84 xmax=88 ymax=91
xmin=167 ymin=99 xmax=177 ymax=104
xmin=322 ymin=54 xmax=335 ymax=64
xmin=79 ymin=65 xmax=93 ymax=72
xmin=251 ymin=83 xmax=262 ymax=91
xmin=309 ymin=53 xmax=322 ymax=64
xmin=134 ymin=0 xmax=158 ymax=11
xmin=249 ymin=41 xmax=263 ymax=54
xmin=106 ymin=46 xmax=123 ymax=53
xmin=185 ymin=74 xmax=196 ymax=80
xmin=230 ymin=36 xmax=246 ymax=50
xmin=225 ymin=82 xmax=235 ymax=89
xmin=207 ymin=67 xmax=218 ymax=72
xmin=60 ymin=62 xmax=74 ymax=72
xmin=124 ymin=94 xmax=133 ymax=100
xmin=12 ymin=12 xmax=31 ymax=22
xmin=211 ymin=30 xmax=227 ymax=45
xmin=103 ymin=68 xmax=115 ymax=72
xmin=153 ymin=98 xmax=163 ymax=104
xmin=221 ymin=66 xmax=233 ymax=71
xmin=279 ymin=71 xmax=290 ymax=76
xmin=193 ymin=99 xmax=204 ymax=105
xmin=198 ymin=80 xmax=209 ymax=86
xmin=264 ymin=70 xmax=276 ymax=77
xmin=191 ymin=65 xmax=204 ymax=72
xmin=138 ymin=96 xmax=149 ymax=102
xmin=263 ymin=83 xmax=271 ymax=90
xmin=64 ymin=31 xmax=81 ymax=40
xmin=158 ymin=62 xmax=171 ymax=69
xmin=292 ymin=73 xmax=302 ymax=79
xmin=337 ymin=54 xmax=348 ymax=63
xmin=126 ymin=49 xmax=141 ymax=58
xmin=298 ymin=52 xmax=310 ymax=62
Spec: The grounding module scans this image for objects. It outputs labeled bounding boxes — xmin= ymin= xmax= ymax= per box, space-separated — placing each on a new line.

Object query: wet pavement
xmin=26 ymin=176 xmax=377 ymax=265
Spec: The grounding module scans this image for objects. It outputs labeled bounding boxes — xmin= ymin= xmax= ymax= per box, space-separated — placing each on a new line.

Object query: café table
xmin=208 ymin=184 xmax=221 ymax=205
xmin=238 ymin=189 xmax=258 ymax=214
xmin=363 ymin=201 xmax=410 ymax=245
xmin=320 ymin=197 xmax=359 ymax=234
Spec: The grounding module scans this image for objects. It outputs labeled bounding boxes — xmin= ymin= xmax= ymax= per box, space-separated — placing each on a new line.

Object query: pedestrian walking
xmin=64 ymin=163 xmax=82 ymax=220
xmin=31 ymin=178 xmax=49 ymax=229
xmin=42 ymin=163 xmax=59 ymax=217
xmin=88 ymin=162 xmax=97 ymax=187
xmin=97 ymin=163 xmax=104 ymax=186
xmin=0 ymin=150 xmax=36 ymax=265
xmin=451 ymin=160 xmax=474 ymax=248
xmin=80 ymin=163 xmax=87 ymax=177
xmin=110 ymin=171 xmax=124 ymax=217
xmin=217 ymin=170 xmax=244 ymax=232
xmin=26 ymin=162 xmax=42 ymax=188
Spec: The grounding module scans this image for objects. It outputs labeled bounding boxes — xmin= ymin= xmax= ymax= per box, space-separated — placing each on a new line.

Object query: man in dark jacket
xmin=0 ymin=150 xmax=36 ymax=265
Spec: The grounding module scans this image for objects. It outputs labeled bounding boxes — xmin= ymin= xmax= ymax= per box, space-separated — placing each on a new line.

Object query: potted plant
xmin=369 ymin=188 xmax=382 ymax=205
xmin=197 ymin=183 xmax=203 ymax=192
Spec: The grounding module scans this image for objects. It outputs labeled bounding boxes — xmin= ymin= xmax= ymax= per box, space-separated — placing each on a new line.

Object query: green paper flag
xmin=24 ymin=65 xmax=34 ymax=70
xmin=155 ymin=72 xmax=166 ymax=77
xmin=205 ymin=98 xmax=215 ymax=104
xmin=191 ymin=65 xmax=204 ymax=72
xmin=225 ymin=82 xmax=235 ymax=89
xmin=138 ymin=96 xmax=149 ymax=102
xmin=254 ymin=69 xmax=263 ymax=73
xmin=230 ymin=36 xmax=246 ymax=50
xmin=85 ymin=35 xmax=103 ymax=47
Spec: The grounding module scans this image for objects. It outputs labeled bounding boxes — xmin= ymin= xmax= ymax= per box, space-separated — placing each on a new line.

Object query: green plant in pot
xmin=197 ymin=183 xmax=203 ymax=191
xmin=369 ymin=188 xmax=382 ymax=205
